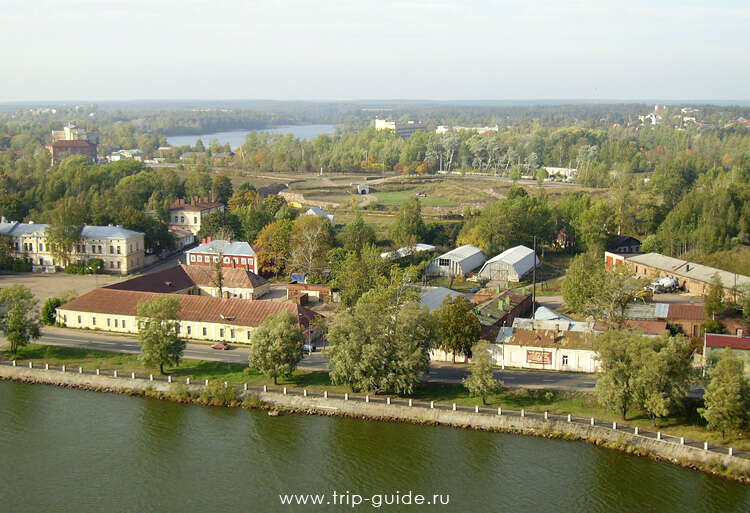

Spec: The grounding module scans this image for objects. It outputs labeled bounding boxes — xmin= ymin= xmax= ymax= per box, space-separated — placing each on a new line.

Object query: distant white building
xmin=478 ymin=245 xmax=540 ymax=282
xmin=374 ymin=119 xmax=427 ymax=138
xmin=435 ymin=125 xmax=499 ymax=134
xmin=426 ymin=245 xmax=486 ymax=277
xmin=304 ymin=207 xmax=334 ymax=224
xmin=108 ymin=149 xmax=143 ymax=162
xmin=380 ymin=243 xmax=435 ymax=260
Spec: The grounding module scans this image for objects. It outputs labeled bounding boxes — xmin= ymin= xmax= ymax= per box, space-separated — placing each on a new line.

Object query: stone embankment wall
xmin=2 ymin=363 xmax=749 ymax=479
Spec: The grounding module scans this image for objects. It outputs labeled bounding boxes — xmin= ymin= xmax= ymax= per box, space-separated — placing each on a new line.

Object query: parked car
xmin=211 ymin=342 xmax=231 ymax=350
xmin=302 ymin=343 xmax=316 ymax=354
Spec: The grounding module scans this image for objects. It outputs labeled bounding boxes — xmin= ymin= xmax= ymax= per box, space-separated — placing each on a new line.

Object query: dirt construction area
xmin=0 ymin=272 xmax=127 ymax=303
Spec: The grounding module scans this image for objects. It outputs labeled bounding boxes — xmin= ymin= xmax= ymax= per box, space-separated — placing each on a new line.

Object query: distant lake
xmin=167 ymin=124 xmax=334 ymax=149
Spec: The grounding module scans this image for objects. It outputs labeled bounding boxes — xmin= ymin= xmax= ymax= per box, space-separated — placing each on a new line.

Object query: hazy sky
xmin=2 ymin=0 xmax=748 ymax=101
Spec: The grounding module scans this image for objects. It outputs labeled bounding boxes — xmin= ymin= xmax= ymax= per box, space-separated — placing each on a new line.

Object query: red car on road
xmin=211 ymin=342 xmax=231 ymax=350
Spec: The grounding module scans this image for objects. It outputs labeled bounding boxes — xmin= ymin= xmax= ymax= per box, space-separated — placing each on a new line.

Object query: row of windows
xmin=76 ymin=315 xmax=127 ymax=329
xmin=173 ymin=215 xmax=199 ymax=224
xmin=189 ymin=254 xmax=253 ymax=266
xmin=15 ymin=240 xmax=139 ymax=255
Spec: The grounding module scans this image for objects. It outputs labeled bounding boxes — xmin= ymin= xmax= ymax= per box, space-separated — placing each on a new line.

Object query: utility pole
xmin=532 ymin=236 xmax=537 ymax=315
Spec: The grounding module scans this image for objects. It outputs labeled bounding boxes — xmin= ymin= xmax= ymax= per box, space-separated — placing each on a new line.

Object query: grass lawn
xmin=4 ymin=344 xmax=746 ymax=450
xmin=374 ymin=188 xmax=456 ymax=207
xmin=426 ymin=276 xmax=478 ymax=293
xmin=534 ymin=278 xmax=565 ymax=296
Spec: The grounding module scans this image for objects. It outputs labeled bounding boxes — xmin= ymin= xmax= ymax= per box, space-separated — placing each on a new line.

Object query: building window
xmin=219 ymin=328 xmax=225 ymax=338
xmin=98 ymin=245 xmax=102 ymax=253
xmin=40 ymin=243 xmax=45 ymax=252
xmin=190 ymin=254 xmax=196 ymax=262
xmin=180 ymin=216 xmax=185 ymax=223
xmin=122 ymin=320 xmax=126 ymax=329
xmin=117 ymin=261 xmax=121 ymax=269
xmin=117 ymin=246 xmax=121 ymax=254
xmin=241 ymin=258 xmax=246 ymax=265
xmin=193 ymin=217 xmax=197 ymax=224
xmin=233 ymin=258 xmax=238 ymax=265
xmin=114 ymin=319 xmax=118 ymax=327
xmin=213 ymin=257 xmax=219 ymax=263
xmin=202 ymin=327 xmax=207 ymax=336
xmin=562 ymin=355 xmax=568 ymax=366
xmin=187 ymin=326 xmax=191 ymax=335
xmin=110 ymin=261 xmax=114 ymax=268
xmin=230 ymin=329 xmax=235 ymax=339
xmin=223 ymin=257 xmax=230 ymax=264
xmin=92 ymin=317 xmax=96 ymax=326
xmin=438 ymin=258 xmax=450 ymax=267
xmin=109 ymin=246 xmax=114 ymax=254
xmin=77 ymin=315 xmax=81 ymax=323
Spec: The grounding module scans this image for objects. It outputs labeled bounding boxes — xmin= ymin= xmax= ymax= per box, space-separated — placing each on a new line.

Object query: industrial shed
xmin=478 ymin=245 xmax=540 ymax=282
xmin=426 ymin=245 xmax=486 ymax=277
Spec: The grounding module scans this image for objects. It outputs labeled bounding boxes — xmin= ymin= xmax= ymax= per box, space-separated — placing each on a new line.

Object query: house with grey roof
xmin=304 ymin=207 xmax=334 ymax=224
xmin=426 ymin=245 xmax=486 ymax=277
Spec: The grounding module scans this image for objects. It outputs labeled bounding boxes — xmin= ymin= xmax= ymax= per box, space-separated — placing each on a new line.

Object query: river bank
xmin=2 ymin=362 xmax=748 ymax=484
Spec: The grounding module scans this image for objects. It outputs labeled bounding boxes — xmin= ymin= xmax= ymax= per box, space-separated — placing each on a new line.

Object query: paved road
xmin=29 ymin=328 xmax=598 ymax=391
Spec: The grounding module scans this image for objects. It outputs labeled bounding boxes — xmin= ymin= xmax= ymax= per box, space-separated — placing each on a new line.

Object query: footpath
xmin=1 ymin=360 xmax=749 ymax=483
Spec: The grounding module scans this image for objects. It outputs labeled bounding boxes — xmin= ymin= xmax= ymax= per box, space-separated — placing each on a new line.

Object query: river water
xmin=167 ymin=124 xmax=334 ymax=149
xmin=1 ymin=381 xmax=748 ymax=513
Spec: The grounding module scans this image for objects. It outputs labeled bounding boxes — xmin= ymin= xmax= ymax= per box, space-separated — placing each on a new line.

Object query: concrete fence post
xmin=303 ymin=389 xmax=307 ymax=397
xmin=324 ymin=391 xmax=328 ymax=399
xmin=45 ymin=363 xmax=49 ymax=370
xmin=613 ymin=421 xmax=617 ymax=430
xmin=452 ymin=403 xmax=457 ymax=411
xmin=544 ymin=411 xmax=548 ymax=420
xmin=430 ymin=401 xmax=434 ymax=409
xmin=656 ymin=432 xmax=661 ymax=440
xmin=498 ymin=408 xmax=502 ymax=416
xmin=590 ymin=417 xmax=595 ymax=426
xmin=567 ymin=414 xmax=572 ymax=423
xmin=521 ymin=409 xmax=525 ymax=417
xmin=283 ymin=387 xmax=287 ymax=395
xmin=224 ymin=381 xmax=228 ymax=388
xmin=113 ymin=370 xmax=117 ymax=378
xmin=243 ymin=383 xmax=248 ymax=392
xmin=365 ymin=395 xmax=369 ymax=403
xmin=149 ymin=374 xmax=153 ymax=381
xmin=680 ymin=437 xmax=685 ymax=445
xmin=96 ymin=368 xmax=100 ymax=375
xmin=408 ymin=399 xmax=413 ymax=407
xmin=634 ymin=426 xmax=639 ymax=435
xmin=704 ymin=442 xmax=709 ymax=451
xmin=344 ymin=393 xmax=348 ymax=401
xmin=131 ymin=372 xmax=135 ymax=380
xmin=12 ymin=360 xmax=16 ymax=367
xmin=167 ymin=375 xmax=171 ymax=383
xmin=475 ymin=405 xmax=479 ymax=413
xmin=28 ymin=362 xmax=33 ymax=369
xmin=61 ymin=365 xmax=66 ymax=373
xmin=263 ymin=385 xmax=267 ymax=392
xmin=78 ymin=367 xmax=83 ymax=374
xmin=729 ymin=448 xmax=733 ymax=457
xmin=387 ymin=397 xmax=391 ymax=405
xmin=186 ymin=377 xmax=190 ymax=385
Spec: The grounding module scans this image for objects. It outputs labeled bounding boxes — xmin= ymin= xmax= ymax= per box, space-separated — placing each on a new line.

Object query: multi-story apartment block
xmin=0 ymin=222 xmax=145 ymax=274
xmin=168 ymin=198 xmax=225 ymax=235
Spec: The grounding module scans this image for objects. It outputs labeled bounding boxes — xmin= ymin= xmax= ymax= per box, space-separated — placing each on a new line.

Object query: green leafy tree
xmin=340 ymin=211 xmax=376 ymax=253
xmin=41 ymin=297 xmax=62 ymax=325
xmin=254 ymin=219 xmax=293 ymax=276
xmin=332 ymin=244 xmax=389 ymax=307
xmin=288 ymin=215 xmax=333 ymax=276
xmin=249 ymin=310 xmax=303 ymax=384
xmin=699 ymin=350 xmax=750 ymax=439
xmin=463 ymin=340 xmax=502 ymax=404
xmin=438 ymin=295 xmax=481 ymax=363
xmin=198 ymin=210 xmax=242 ymax=240
xmin=703 ymin=274 xmax=724 ymax=319
xmin=235 ymin=205 xmax=273 ymax=243
xmin=328 ymin=277 xmax=436 ymax=394
xmin=561 ymin=249 xmax=605 ymax=312
xmin=46 ymin=197 xmax=86 ymax=267
xmin=0 ymin=285 xmax=41 ymax=354
xmin=389 ymin=197 xmax=426 ymax=246
xmin=184 ymin=168 xmax=211 ymax=199
xmin=583 ymin=264 xmax=647 ymax=326
xmin=136 ymin=296 xmax=185 ymax=374
xmin=211 ymin=173 xmax=233 ymax=204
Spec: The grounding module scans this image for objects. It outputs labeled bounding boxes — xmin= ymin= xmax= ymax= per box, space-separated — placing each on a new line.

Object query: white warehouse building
xmin=426 ymin=245 xmax=486 ymax=277
xmin=478 ymin=245 xmax=540 ymax=282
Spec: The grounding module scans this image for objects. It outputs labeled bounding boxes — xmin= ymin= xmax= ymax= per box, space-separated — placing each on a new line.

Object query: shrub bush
xmin=41 ymin=297 xmax=62 ymax=325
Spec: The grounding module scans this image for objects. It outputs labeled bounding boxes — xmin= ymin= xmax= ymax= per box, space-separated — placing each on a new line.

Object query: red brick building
xmin=185 ymin=238 xmax=257 ymax=274
xmin=46 ymin=140 xmax=97 ymax=164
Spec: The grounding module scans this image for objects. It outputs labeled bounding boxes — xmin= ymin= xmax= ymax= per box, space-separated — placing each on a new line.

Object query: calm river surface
xmin=167 ymin=124 xmax=334 ymax=149
xmin=1 ymin=381 xmax=748 ymax=513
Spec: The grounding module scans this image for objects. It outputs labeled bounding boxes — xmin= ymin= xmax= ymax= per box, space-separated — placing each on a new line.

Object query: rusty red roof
xmin=667 ymin=304 xmax=707 ymax=321
xmin=705 ymin=333 xmax=750 ymax=350
xmin=60 ymin=288 xmax=316 ymax=328
xmin=593 ymin=319 xmax=668 ymax=335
